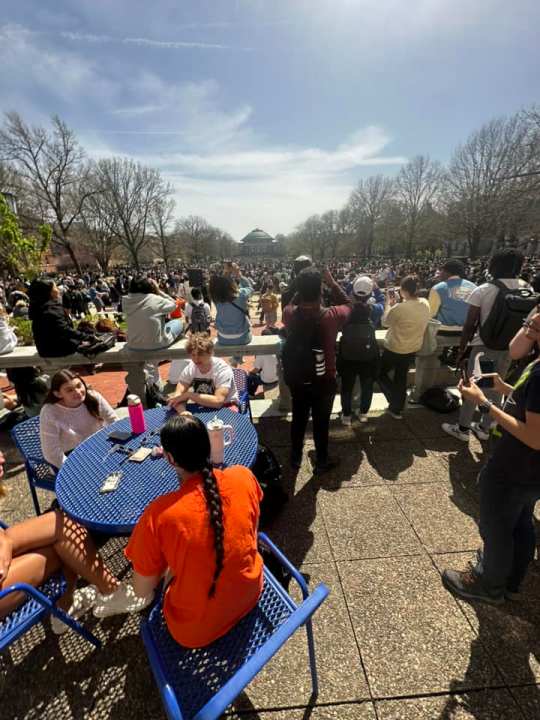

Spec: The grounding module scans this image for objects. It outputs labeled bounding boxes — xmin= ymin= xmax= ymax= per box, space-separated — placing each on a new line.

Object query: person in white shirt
xmin=443 ymin=249 xmax=530 ymax=442
xmin=0 ymin=304 xmax=18 ymax=355
xmin=168 ymin=334 xmax=239 ymax=415
xmin=40 ymin=370 xmax=118 ymax=469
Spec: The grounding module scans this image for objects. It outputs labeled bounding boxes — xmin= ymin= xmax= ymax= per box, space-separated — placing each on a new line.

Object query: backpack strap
xmin=231 ymin=301 xmax=250 ymax=317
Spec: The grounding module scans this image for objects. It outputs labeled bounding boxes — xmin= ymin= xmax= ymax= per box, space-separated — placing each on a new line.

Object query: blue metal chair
xmin=10 ymin=416 xmax=57 ymax=515
xmin=0 ymin=520 xmax=101 ymax=651
xmin=232 ymin=367 xmax=253 ymax=422
xmin=140 ymin=532 xmax=329 ymax=720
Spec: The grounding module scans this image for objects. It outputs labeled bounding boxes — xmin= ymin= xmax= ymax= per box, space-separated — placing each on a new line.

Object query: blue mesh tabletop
xmin=55 ymin=407 xmax=258 ymax=535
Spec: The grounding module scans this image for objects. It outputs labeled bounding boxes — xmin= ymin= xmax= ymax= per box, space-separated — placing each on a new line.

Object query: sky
xmin=1 ymin=0 xmax=539 ymax=239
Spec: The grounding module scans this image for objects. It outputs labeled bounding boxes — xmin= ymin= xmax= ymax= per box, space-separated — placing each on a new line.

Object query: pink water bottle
xmin=127 ymin=394 xmax=146 ymax=434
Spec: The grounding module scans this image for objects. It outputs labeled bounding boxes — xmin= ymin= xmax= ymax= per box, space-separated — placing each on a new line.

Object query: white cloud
xmin=59 ymin=30 xmax=250 ymax=51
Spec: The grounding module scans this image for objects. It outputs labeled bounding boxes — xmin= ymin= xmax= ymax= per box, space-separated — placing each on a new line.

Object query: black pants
xmin=290 ymin=382 xmax=336 ymax=463
xmin=479 ymin=464 xmax=540 ymax=594
xmin=378 ymin=349 xmax=415 ymax=414
xmin=339 ymin=360 xmax=378 ymax=416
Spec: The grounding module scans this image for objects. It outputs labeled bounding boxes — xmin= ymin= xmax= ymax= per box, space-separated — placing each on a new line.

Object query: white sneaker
xmin=470 ymin=422 xmax=490 ymax=441
xmin=93 ymin=582 xmax=153 ymax=618
xmin=51 ymin=585 xmax=97 ymax=635
xmin=357 ymin=413 xmax=369 ymax=423
xmin=341 ymin=415 xmax=352 ymax=427
xmin=442 ymin=423 xmax=470 ymax=442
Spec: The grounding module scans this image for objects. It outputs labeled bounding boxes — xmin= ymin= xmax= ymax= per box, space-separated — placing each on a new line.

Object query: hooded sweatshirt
xmin=123 ymin=293 xmax=177 ymax=350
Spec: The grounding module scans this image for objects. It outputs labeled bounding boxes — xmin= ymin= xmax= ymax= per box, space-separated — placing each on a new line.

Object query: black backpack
xmin=419 ymin=387 xmax=460 ymax=414
xmin=77 ymin=332 xmax=116 ymax=357
xmin=282 ymin=309 xmax=326 ymax=387
xmin=190 ymin=302 xmax=210 ymax=334
xmin=339 ymin=310 xmax=379 ymax=363
xmin=251 ymin=443 xmax=289 ymax=526
xmin=480 ymin=280 xmax=540 ymax=350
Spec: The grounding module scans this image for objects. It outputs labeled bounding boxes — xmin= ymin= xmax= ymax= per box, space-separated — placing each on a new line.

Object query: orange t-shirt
xmin=125 ymin=465 xmax=264 ymax=648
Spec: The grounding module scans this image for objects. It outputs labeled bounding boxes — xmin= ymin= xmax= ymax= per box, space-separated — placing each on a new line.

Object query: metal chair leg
xmin=27 ymin=474 xmax=42 ymax=515
xmin=305 ymin=618 xmax=319 ymax=698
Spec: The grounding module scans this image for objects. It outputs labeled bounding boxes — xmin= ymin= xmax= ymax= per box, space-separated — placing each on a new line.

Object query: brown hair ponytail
xmin=45 ymin=369 xmax=102 ymax=419
xmin=201 ymin=461 xmax=225 ymax=598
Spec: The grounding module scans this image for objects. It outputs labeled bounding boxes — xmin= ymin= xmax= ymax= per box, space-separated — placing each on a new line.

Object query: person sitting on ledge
xmin=93 ymin=415 xmax=264 ymax=650
xmin=40 ymin=370 xmax=117 ymax=470
xmin=168 ymin=333 xmax=239 ymax=415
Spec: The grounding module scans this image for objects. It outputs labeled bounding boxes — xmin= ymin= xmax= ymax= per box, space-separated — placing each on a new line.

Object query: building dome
xmin=239 ymin=228 xmax=276 ymax=244
xmin=238 ymin=228 xmax=282 ymax=257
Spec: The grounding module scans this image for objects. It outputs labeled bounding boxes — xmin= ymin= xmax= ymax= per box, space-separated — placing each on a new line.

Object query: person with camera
xmin=378 ymin=275 xmax=430 ymax=419
xmin=442 ymin=316 xmax=540 ymax=604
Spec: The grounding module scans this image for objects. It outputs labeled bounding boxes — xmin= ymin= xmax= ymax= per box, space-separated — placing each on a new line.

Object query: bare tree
xmin=348 ymin=175 xmax=394 ymax=257
xmin=444 ymin=113 xmax=539 ymax=257
xmin=78 ymin=166 xmax=120 ymax=272
xmin=96 ymin=157 xmax=170 ymax=270
xmin=0 ymin=112 xmax=97 ymax=272
xmin=175 ymin=215 xmax=214 ymax=260
xmin=149 ymin=196 xmax=177 ymax=269
xmin=395 ymin=155 xmax=444 ymax=255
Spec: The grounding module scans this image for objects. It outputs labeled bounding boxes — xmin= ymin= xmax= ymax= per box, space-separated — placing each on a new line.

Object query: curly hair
xmin=186 ymin=333 xmax=214 ymax=356
xmin=160 ymin=415 xmax=225 ymax=598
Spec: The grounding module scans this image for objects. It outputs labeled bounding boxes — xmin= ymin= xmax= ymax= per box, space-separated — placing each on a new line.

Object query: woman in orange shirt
xmin=94 ymin=415 xmax=264 ymax=648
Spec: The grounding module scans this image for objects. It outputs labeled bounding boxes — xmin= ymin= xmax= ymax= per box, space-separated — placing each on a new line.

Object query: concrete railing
xmin=0 ymin=335 xmax=282 ymax=410
xmin=0 ymin=330 xmax=461 ymax=413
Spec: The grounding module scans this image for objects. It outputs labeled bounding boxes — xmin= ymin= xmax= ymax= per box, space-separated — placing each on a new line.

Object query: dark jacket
xmin=31 ymin=300 xmax=85 ymax=357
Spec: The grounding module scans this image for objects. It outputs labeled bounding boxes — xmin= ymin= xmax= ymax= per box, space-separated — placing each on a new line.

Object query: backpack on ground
xmin=480 ymin=281 xmax=540 ymax=350
xmin=189 ymin=303 xmax=210 ymax=334
xmin=419 ymin=387 xmax=460 ymax=414
xmin=281 ymin=309 xmax=326 ymax=387
xmin=339 ymin=313 xmax=379 ymax=363
xmin=251 ymin=443 xmax=289 ymax=526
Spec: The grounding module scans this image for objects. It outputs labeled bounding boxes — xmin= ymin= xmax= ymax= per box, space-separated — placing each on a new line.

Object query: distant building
xmin=237 ymin=228 xmax=283 ymax=257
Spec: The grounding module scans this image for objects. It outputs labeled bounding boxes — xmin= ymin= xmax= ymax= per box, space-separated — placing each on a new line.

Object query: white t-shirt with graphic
xmin=178 ymin=357 xmax=239 ymax=404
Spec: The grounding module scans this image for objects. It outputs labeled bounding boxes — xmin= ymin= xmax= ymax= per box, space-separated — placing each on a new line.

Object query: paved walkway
xmin=1 ymin=405 xmax=540 ymax=719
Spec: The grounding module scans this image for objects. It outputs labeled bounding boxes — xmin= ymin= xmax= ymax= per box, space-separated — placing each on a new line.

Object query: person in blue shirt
xmin=209 ymin=263 xmax=253 ymax=365
xmin=428 ymin=259 xmax=477 ymax=329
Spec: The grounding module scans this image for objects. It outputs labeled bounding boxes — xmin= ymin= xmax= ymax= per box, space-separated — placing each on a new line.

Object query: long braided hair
xmin=160 ymin=415 xmax=225 ymax=598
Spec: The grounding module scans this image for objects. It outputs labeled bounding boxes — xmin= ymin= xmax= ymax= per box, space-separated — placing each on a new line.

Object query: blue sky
xmin=1 ymin=0 xmax=539 ymax=238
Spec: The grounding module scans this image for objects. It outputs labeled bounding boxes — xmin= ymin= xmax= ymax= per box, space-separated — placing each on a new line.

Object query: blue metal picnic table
xmin=55 ymin=406 xmax=258 ymax=534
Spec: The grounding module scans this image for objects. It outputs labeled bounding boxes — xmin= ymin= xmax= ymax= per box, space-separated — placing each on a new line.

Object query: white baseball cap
xmin=352 ymin=275 xmax=373 ymax=297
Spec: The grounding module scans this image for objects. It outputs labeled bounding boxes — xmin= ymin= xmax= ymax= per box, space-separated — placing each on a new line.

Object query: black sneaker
xmin=313 ymin=456 xmax=340 ymax=475
xmin=442 ymin=568 xmax=505 ymax=605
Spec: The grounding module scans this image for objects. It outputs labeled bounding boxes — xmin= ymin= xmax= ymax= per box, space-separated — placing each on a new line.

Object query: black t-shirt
xmin=490 ymin=360 xmax=540 ymax=484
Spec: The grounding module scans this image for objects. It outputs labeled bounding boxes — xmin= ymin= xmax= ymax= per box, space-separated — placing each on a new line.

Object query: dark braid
xmin=201 ymin=461 xmax=225 ymax=598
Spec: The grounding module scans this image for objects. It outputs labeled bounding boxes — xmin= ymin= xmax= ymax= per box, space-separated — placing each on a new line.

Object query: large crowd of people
xmin=0 ymin=247 xmax=540 ymax=648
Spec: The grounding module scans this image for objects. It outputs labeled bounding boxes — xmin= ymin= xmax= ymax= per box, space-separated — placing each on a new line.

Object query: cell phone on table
xmin=108 ymin=429 xmax=132 ymax=442
xmin=100 ymin=471 xmax=123 ymax=494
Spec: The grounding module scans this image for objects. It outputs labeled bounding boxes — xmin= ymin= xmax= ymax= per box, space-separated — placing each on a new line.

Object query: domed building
xmin=238 ymin=228 xmax=283 ymax=257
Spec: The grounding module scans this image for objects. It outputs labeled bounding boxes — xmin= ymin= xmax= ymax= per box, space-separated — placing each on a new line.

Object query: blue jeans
xmin=479 ymin=464 xmax=540 ymax=594
xmin=165 ymin=318 xmax=183 ymax=342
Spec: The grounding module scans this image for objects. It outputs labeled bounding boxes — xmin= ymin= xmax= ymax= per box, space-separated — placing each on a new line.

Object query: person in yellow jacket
xmin=379 ymin=275 xmax=430 ymax=419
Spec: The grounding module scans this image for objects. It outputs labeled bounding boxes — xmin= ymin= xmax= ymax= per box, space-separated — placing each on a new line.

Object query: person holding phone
xmin=442 ymin=345 xmax=540 ymax=604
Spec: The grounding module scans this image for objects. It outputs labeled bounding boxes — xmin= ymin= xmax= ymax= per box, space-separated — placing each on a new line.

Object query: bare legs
xmin=0 ymin=510 xmax=119 ymax=618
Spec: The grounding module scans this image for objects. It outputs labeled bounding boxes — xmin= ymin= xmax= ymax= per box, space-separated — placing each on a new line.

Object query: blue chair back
xmin=141 ymin=533 xmax=329 ymax=720
xmin=0 ymin=520 xmax=100 ymax=651
xmin=10 ymin=416 xmax=57 ymax=515
xmin=232 ymin=368 xmax=253 ymax=421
